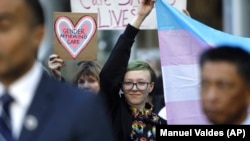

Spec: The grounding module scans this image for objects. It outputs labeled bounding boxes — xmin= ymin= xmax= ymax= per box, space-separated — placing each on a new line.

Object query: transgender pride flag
xmin=156 ymin=0 xmax=250 ymax=124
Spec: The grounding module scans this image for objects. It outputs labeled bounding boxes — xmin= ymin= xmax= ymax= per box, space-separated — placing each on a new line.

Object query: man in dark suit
xmin=0 ymin=0 xmax=114 ymax=141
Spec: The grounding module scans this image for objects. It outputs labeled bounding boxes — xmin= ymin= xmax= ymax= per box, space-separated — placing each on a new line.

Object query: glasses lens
xmin=123 ymin=82 xmax=149 ymax=90
xmin=137 ymin=82 xmax=148 ymax=90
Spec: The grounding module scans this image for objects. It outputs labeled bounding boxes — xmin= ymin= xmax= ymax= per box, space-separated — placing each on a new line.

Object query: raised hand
xmin=182 ymin=9 xmax=191 ymax=17
xmin=130 ymin=0 xmax=156 ymax=28
xmin=137 ymin=0 xmax=156 ymax=17
xmin=48 ymin=54 xmax=65 ymax=80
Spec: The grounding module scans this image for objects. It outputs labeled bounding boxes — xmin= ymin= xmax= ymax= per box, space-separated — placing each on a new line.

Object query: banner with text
xmin=71 ymin=0 xmax=187 ymax=30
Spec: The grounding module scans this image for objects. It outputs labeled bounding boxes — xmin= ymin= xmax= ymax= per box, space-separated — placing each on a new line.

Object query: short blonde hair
xmin=72 ymin=61 xmax=102 ymax=85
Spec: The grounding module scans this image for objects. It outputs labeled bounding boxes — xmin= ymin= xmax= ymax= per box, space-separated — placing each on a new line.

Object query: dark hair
xmin=25 ymin=0 xmax=45 ymax=25
xmin=72 ymin=61 xmax=102 ymax=85
xmin=127 ymin=60 xmax=157 ymax=83
xmin=199 ymin=46 xmax=250 ymax=84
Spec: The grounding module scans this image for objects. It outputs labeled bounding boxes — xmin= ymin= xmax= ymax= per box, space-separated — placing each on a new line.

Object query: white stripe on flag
xmin=166 ymin=100 xmax=210 ymax=124
xmin=162 ymin=64 xmax=201 ymax=102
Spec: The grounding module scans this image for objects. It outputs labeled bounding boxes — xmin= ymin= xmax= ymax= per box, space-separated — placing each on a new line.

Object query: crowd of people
xmin=0 ymin=0 xmax=250 ymax=141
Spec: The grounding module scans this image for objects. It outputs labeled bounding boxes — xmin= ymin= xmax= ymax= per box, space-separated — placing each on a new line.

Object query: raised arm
xmin=99 ymin=0 xmax=155 ymax=111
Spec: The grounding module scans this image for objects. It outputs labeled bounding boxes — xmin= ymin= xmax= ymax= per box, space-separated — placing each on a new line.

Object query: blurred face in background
xmin=200 ymin=61 xmax=250 ymax=124
xmin=0 ymin=0 xmax=43 ymax=85
xmin=77 ymin=74 xmax=100 ymax=94
xmin=123 ymin=70 xmax=154 ymax=110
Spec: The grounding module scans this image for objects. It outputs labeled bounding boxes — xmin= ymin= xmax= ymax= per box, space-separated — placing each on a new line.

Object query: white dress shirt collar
xmin=8 ymin=62 xmax=43 ymax=110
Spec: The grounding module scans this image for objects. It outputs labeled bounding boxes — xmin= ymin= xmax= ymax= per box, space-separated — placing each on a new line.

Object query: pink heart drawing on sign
xmin=55 ymin=16 xmax=96 ymax=59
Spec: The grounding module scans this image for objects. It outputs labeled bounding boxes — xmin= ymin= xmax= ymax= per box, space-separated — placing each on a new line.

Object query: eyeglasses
xmin=122 ymin=81 xmax=150 ymax=91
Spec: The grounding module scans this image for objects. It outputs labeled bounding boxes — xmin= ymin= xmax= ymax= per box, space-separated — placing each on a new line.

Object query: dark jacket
xmin=18 ymin=71 xmax=114 ymax=141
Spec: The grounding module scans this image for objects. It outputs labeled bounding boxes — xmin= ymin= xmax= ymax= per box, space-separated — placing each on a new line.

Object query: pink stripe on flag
xmin=158 ymin=30 xmax=210 ymax=66
xmin=166 ymin=100 xmax=210 ymax=124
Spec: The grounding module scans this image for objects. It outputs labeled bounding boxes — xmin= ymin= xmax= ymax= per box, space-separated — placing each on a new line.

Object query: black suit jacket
xmin=18 ymin=71 xmax=114 ymax=141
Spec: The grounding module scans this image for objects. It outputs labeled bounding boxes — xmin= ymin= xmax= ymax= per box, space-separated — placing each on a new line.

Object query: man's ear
xmin=32 ymin=25 xmax=45 ymax=48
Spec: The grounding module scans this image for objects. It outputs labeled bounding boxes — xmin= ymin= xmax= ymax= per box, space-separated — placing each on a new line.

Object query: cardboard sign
xmin=53 ymin=12 xmax=97 ymax=60
xmin=70 ymin=0 xmax=187 ymax=30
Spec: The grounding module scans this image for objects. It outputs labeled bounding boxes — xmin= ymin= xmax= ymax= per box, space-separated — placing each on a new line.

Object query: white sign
xmin=71 ymin=0 xmax=187 ymax=30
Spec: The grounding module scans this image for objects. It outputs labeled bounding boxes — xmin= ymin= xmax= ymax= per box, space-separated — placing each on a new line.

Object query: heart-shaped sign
xmin=55 ymin=16 xmax=96 ymax=59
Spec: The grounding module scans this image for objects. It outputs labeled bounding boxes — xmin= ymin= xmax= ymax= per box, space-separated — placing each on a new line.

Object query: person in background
xmin=0 ymin=0 xmax=115 ymax=141
xmin=99 ymin=0 xmax=167 ymax=141
xmin=48 ymin=54 xmax=101 ymax=94
xmin=199 ymin=46 xmax=250 ymax=124
xmin=72 ymin=61 xmax=101 ymax=93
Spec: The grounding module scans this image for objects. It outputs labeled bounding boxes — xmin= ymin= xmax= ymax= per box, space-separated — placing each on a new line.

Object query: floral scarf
xmin=130 ymin=103 xmax=163 ymax=141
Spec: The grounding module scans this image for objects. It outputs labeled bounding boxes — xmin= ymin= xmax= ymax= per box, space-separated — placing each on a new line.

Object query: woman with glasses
xmin=99 ymin=0 xmax=167 ymax=141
